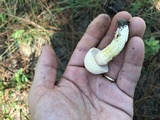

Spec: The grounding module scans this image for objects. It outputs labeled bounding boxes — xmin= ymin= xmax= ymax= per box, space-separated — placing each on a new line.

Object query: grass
xmin=0 ymin=0 xmax=160 ymax=119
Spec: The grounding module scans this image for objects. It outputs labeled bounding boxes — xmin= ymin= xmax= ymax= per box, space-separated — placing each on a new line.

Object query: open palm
xmin=29 ymin=11 xmax=146 ymax=120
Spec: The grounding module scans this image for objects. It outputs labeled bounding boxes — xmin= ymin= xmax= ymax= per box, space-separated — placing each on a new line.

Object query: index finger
xmin=68 ymin=14 xmax=111 ymax=66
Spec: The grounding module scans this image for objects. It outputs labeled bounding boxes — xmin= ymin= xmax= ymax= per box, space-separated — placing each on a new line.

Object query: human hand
xmin=29 ymin=11 xmax=146 ymax=120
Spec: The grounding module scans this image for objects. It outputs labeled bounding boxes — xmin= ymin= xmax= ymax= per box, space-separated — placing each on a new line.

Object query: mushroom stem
xmin=84 ymin=20 xmax=129 ymax=75
xmin=95 ymin=20 xmax=129 ymax=65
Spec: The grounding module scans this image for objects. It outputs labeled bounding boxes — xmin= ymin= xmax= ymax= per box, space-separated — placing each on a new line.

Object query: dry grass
xmin=134 ymin=64 xmax=160 ymax=119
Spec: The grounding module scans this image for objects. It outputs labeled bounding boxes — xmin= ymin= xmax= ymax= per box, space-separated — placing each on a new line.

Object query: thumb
xmin=31 ymin=45 xmax=58 ymax=90
xmin=29 ymin=45 xmax=57 ymax=115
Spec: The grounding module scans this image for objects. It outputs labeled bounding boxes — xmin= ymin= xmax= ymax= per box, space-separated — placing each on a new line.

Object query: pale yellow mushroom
xmin=84 ymin=20 xmax=129 ymax=77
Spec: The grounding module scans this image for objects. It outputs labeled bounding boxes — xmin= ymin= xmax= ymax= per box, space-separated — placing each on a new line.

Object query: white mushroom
xmin=84 ymin=20 xmax=129 ymax=76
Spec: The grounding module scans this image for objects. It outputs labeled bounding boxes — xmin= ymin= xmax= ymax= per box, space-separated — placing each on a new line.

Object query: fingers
xmin=98 ymin=11 xmax=145 ymax=49
xmin=97 ymin=11 xmax=132 ymax=49
xmin=95 ymin=12 xmax=132 ymax=80
xmin=117 ymin=37 xmax=145 ymax=98
xmin=129 ymin=17 xmax=146 ymax=38
xmin=101 ymin=12 xmax=146 ymax=80
xmin=68 ymin=14 xmax=111 ymax=66
xmin=29 ymin=45 xmax=58 ymax=114
xmin=32 ymin=45 xmax=58 ymax=89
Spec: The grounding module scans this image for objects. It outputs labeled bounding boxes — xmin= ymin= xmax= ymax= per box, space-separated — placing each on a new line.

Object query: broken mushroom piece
xmin=84 ymin=20 xmax=129 ymax=80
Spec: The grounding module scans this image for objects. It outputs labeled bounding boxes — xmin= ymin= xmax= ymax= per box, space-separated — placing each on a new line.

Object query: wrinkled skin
xmin=29 ymin=11 xmax=146 ymax=120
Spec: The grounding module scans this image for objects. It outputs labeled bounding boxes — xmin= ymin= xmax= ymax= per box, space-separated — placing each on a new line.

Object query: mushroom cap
xmin=84 ymin=47 xmax=109 ymax=74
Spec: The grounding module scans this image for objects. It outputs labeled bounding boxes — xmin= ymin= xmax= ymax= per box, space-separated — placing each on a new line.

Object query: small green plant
xmin=10 ymin=29 xmax=32 ymax=44
xmin=0 ymin=68 xmax=29 ymax=90
xmin=128 ymin=1 xmax=142 ymax=15
xmin=0 ymin=29 xmax=26 ymax=59
xmin=13 ymin=68 xmax=28 ymax=83
xmin=144 ymin=37 xmax=160 ymax=59
xmin=1 ymin=68 xmax=29 ymax=120
xmin=128 ymin=0 xmax=153 ymax=16
xmin=0 ymin=13 xmax=6 ymax=23
xmin=10 ymin=29 xmax=25 ymax=40
xmin=0 ymin=28 xmax=47 ymax=59
xmin=13 ymin=68 xmax=29 ymax=89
